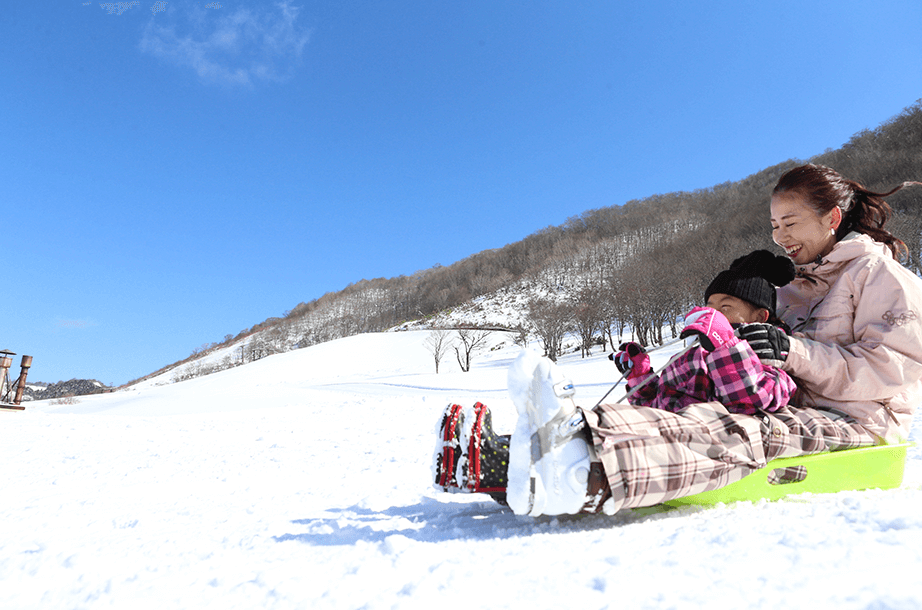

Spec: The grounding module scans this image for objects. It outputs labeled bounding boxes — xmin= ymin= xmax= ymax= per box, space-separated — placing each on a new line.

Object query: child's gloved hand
xmin=680 ymin=306 xmax=735 ymax=352
xmin=610 ymin=342 xmax=651 ymax=379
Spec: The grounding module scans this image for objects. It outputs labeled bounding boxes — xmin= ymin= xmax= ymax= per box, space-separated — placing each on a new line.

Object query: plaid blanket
xmin=586 ymin=399 xmax=877 ymax=512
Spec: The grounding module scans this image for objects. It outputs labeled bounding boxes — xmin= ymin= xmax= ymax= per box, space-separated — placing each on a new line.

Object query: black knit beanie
xmin=704 ymin=250 xmax=796 ymax=315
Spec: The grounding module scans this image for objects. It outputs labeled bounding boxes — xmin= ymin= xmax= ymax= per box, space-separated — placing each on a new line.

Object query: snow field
xmin=1 ymin=330 xmax=920 ymax=609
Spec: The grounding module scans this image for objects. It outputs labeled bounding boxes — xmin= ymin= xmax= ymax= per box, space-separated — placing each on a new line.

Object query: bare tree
xmin=454 ymin=328 xmax=491 ymax=372
xmin=509 ymin=325 xmax=529 ymax=347
xmin=527 ymin=296 xmax=574 ymax=361
xmin=424 ymin=329 xmax=452 ymax=373
xmin=596 ymin=289 xmax=622 ymax=352
xmin=571 ymin=287 xmax=605 ymax=358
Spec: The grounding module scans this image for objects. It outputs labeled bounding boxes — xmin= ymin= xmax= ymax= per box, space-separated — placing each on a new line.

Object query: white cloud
xmin=100 ymin=1 xmax=141 ymax=15
xmin=140 ymin=1 xmax=311 ymax=86
xmin=56 ymin=320 xmax=96 ymax=329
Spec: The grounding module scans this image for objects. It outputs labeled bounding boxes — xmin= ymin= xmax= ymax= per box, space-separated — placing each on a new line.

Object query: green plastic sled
xmin=664 ymin=442 xmax=912 ymax=507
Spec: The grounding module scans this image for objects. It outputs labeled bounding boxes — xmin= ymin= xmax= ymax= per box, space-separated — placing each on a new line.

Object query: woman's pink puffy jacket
xmin=778 ymin=232 xmax=922 ymax=443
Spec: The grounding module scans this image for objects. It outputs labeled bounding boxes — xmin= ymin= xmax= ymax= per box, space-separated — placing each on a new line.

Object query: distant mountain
xmin=21 ymin=379 xmax=112 ymax=401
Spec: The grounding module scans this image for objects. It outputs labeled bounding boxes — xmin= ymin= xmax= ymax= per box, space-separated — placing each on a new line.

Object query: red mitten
xmin=680 ymin=306 xmax=736 ymax=352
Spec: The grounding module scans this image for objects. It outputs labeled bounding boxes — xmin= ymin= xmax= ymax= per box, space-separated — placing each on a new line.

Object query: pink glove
xmin=680 ymin=306 xmax=736 ymax=352
xmin=613 ymin=342 xmax=651 ymax=379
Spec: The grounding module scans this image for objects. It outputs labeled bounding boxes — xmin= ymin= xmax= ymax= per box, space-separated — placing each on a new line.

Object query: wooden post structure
xmin=0 ymin=350 xmax=13 ymax=403
xmin=13 ymin=355 xmax=32 ymax=405
xmin=0 ymin=349 xmax=29 ymax=411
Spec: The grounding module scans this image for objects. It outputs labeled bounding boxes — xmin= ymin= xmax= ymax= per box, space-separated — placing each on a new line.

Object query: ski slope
xmin=2 ymin=330 xmax=921 ymax=609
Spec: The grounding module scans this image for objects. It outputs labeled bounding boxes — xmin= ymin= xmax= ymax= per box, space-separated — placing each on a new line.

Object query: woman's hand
xmin=736 ymin=323 xmax=790 ymax=367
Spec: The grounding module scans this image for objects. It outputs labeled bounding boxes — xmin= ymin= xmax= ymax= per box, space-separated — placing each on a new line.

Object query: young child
xmin=614 ymin=249 xmax=797 ymax=415
xmin=433 ymin=249 xmax=797 ymax=503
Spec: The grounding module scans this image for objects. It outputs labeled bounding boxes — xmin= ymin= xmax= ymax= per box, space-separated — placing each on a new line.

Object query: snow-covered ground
xmin=2 ymin=331 xmax=921 ymax=609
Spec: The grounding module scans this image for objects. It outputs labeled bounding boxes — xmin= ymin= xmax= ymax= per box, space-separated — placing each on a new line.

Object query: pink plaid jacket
xmin=627 ymin=336 xmax=796 ymax=415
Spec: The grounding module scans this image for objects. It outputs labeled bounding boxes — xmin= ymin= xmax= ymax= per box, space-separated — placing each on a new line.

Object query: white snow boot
xmin=507 ymin=350 xmax=595 ymax=516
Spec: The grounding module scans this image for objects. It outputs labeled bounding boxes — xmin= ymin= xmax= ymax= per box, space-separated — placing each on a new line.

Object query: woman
xmin=762 ymin=164 xmax=922 ymax=444
xmin=505 ymin=164 xmax=922 ymax=517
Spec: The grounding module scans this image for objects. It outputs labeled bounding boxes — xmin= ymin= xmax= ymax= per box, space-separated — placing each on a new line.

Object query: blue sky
xmin=2 ymin=1 xmax=922 ymax=386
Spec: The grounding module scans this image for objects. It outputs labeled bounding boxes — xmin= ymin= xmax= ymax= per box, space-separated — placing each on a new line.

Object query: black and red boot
xmin=433 ymin=403 xmax=464 ymax=491
xmin=459 ymin=402 xmax=510 ymax=505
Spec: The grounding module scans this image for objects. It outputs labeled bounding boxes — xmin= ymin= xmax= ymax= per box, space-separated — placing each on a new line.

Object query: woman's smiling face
xmin=770 ymin=192 xmax=840 ymax=265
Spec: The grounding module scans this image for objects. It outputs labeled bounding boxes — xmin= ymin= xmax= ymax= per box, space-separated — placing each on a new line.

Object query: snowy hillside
xmin=3 ymin=331 xmax=921 ymax=609
xmin=399 ymin=283 xmax=570 ymax=332
xmin=156 ymin=239 xmax=640 ymax=388
xmin=158 ymin=278 xmax=598 ymax=388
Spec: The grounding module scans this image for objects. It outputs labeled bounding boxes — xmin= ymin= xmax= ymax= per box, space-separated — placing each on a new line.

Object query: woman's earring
xmin=830 ymin=228 xmax=836 ymax=235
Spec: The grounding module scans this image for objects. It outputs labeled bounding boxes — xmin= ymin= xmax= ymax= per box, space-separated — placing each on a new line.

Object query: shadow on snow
xmin=274 ymin=495 xmax=691 ymax=546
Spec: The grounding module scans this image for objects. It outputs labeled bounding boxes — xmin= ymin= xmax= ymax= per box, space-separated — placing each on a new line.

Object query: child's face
xmin=706 ymin=293 xmax=768 ymax=325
